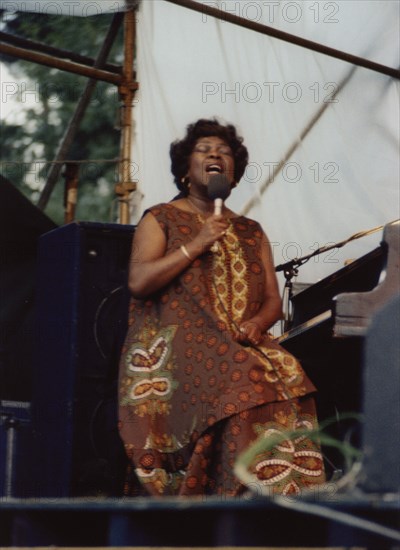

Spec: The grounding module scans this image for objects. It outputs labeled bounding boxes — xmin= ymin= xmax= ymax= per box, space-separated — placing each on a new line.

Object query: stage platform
xmin=1 ymin=491 xmax=399 ymax=547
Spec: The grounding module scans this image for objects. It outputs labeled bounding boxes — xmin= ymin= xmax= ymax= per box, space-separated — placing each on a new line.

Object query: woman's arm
xmin=237 ymin=230 xmax=283 ymax=345
xmin=128 ymin=211 xmax=229 ymax=298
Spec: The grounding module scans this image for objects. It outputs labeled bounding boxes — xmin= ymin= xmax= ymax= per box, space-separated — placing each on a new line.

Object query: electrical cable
xmin=273 ymin=494 xmax=400 ymax=543
xmin=235 ymin=454 xmax=400 ymax=542
xmin=93 ymin=285 xmax=125 ymax=359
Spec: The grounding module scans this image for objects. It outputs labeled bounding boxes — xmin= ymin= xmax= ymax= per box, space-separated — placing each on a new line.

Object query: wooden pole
xmin=115 ymin=8 xmax=138 ymax=225
xmin=63 ymin=163 xmax=79 ymax=224
xmin=0 ymin=42 xmax=124 ymax=85
xmin=0 ymin=30 xmax=122 ymax=75
xmin=37 ymin=13 xmax=125 ymax=211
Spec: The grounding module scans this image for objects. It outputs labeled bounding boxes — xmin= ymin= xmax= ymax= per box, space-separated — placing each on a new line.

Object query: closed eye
xmin=194 ymin=143 xmax=233 ymax=156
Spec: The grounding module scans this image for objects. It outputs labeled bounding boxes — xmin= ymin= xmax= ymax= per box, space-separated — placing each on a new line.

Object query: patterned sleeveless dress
xmin=118 ymin=203 xmax=325 ymax=496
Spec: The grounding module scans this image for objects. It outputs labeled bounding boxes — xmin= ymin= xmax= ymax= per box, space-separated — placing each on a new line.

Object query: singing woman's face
xmin=186 ymin=136 xmax=235 ymax=191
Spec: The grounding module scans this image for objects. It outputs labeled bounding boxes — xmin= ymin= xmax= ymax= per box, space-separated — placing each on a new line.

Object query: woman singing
xmin=118 ymin=118 xmax=325 ymax=496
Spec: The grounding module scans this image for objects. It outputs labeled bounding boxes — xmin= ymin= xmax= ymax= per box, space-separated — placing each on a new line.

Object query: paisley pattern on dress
xmin=251 ymin=409 xmax=325 ymax=495
xmin=120 ymin=319 xmax=179 ymax=418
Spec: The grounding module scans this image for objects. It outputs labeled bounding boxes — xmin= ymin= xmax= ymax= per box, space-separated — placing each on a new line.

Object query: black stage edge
xmin=0 ymin=492 xmax=399 ymax=547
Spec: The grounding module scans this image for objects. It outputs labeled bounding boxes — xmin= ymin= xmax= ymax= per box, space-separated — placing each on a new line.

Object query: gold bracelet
xmin=180 ymin=244 xmax=193 ymax=261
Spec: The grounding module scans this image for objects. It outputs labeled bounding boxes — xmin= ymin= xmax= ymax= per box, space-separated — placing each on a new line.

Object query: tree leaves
xmin=0 ymin=11 xmax=124 ymax=223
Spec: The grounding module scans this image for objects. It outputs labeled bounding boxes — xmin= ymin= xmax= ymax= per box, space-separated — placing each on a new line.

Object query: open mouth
xmin=206 ymin=164 xmax=223 ymax=174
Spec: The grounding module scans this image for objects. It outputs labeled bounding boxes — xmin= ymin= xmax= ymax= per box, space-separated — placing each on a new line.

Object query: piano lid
xmin=277 ymin=221 xmax=400 ymax=345
xmin=334 ymin=220 xmax=400 ymax=337
xmin=289 ymin=245 xmax=385 ymax=327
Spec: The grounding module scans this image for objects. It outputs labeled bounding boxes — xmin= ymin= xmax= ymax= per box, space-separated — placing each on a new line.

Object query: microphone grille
xmin=207 ymin=174 xmax=231 ymax=201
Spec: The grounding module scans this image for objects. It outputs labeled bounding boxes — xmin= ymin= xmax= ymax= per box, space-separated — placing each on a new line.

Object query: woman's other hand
xmin=236 ymin=320 xmax=264 ymax=347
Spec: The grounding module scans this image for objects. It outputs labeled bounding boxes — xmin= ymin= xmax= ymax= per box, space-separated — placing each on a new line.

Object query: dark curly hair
xmin=170 ymin=118 xmax=249 ymax=195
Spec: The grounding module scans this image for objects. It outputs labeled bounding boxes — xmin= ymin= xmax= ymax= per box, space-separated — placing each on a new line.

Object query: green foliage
xmin=0 ymin=11 xmax=124 ymax=224
xmin=234 ymin=413 xmax=363 ymax=493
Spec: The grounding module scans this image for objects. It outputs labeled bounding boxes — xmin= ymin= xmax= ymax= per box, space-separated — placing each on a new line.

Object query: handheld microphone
xmin=207 ymin=174 xmax=231 ymax=215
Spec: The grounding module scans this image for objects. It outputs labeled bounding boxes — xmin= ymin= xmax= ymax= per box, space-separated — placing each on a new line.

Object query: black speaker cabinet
xmin=30 ymin=222 xmax=134 ymax=497
xmin=0 ymin=400 xmax=31 ymax=497
xmin=360 ymin=293 xmax=400 ymax=493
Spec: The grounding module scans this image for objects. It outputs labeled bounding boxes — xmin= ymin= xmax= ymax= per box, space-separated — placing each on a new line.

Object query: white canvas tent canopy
xmin=132 ymin=0 xmax=399 ymax=289
xmin=1 ymin=0 xmax=399 ymax=290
